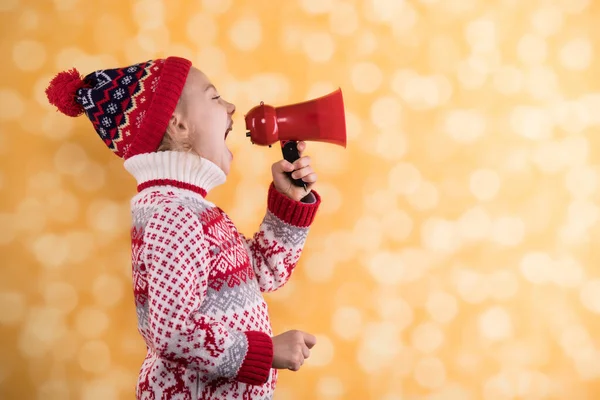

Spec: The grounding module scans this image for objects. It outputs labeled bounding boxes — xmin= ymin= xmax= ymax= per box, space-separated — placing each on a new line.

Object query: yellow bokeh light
xmin=517 ymin=34 xmax=548 ymax=66
xmin=316 ymin=376 xmax=344 ymax=398
xmin=580 ymin=280 xmax=600 ymax=314
xmin=357 ymin=322 xmax=401 ymax=373
xmin=465 ymin=18 xmax=497 ymax=53
xmin=493 ymin=65 xmax=523 ymax=95
xmin=309 ymin=334 xmax=334 ymax=367
xmin=0 ymin=292 xmax=26 ymax=325
xmin=302 ymin=32 xmax=335 ymax=63
xmin=81 ymin=378 xmax=119 ymax=400
xmin=532 ymin=5 xmax=563 ymax=37
xmin=457 ymin=206 xmax=492 ymax=241
xmin=186 ymin=13 xmax=218 ymax=46
xmin=479 ymin=306 xmax=513 ymax=341
xmin=374 ymin=291 xmax=413 ymax=331
xmin=351 ymin=62 xmax=383 ymax=94
xmin=414 ymin=356 xmax=446 ymax=389
xmin=526 ymin=66 xmax=559 ymax=100
xmin=411 ymin=322 xmax=444 ymax=354
xmin=444 ymin=109 xmax=486 ymax=143
xmin=331 ymin=307 xmax=363 ymax=341
xmin=75 ymin=307 xmax=110 ymax=339
xmin=407 ymin=181 xmax=439 ymax=211
xmin=328 ymin=3 xmax=358 ymax=36
xmin=42 ymin=282 xmax=78 ymax=314
xmin=560 ymin=38 xmax=593 ymax=71
xmin=388 ymin=163 xmax=421 ymax=195
xmin=229 ymin=15 xmax=262 ymax=52
xmin=381 ymin=209 xmax=413 ymax=242
xmin=0 ymin=89 xmax=25 ymax=121
xmin=421 ymin=218 xmax=459 ymax=253
xmin=300 ymin=0 xmax=333 ymax=15
xmin=454 ymin=268 xmax=487 ymax=304
xmin=78 ymin=340 xmax=112 ymax=373
xmin=370 ymin=96 xmax=401 ymax=128
xmin=426 ymin=291 xmax=458 ymax=323
xmin=469 ymin=169 xmax=501 ymax=201
xmin=491 ymin=216 xmax=525 ymax=247
xmin=12 ymin=39 xmax=46 ymax=71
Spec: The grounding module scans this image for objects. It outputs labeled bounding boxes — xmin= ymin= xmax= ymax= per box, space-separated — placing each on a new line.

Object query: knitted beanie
xmin=45 ymin=56 xmax=192 ymax=160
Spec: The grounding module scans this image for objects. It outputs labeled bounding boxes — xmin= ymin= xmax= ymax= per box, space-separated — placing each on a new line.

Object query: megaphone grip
xmin=281 ymin=140 xmax=307 ymax=189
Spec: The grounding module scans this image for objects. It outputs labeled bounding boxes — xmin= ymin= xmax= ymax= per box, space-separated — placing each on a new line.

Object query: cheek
xmin=188 ymin=104 xmax=228 ymax=144
xmin=211 ymin=106 xmax=228 ymax=128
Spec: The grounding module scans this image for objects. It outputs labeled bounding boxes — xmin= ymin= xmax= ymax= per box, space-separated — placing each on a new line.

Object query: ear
xmin=165 ymin=107 xmax=190 ymax=145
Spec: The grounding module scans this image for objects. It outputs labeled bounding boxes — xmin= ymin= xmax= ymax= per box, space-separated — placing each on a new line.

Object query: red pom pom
xmin=45 ymin=68 xmax=86 ymax=117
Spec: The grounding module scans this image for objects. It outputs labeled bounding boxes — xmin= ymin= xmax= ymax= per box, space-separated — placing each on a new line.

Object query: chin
xmin=220 ymin=163 xmax=231 ymax=176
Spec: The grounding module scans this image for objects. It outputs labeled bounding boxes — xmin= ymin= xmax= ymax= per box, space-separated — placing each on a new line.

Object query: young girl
xmin=46 ymin=56 xmax=320 ymax=399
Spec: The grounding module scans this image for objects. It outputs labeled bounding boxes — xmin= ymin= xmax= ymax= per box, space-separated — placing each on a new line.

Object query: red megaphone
xmin=244 ymin=88 xmax=347 ymax=187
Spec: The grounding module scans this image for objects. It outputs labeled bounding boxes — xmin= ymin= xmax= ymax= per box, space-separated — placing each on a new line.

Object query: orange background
xmin=2 ymin=0 xmax=600 ymax=399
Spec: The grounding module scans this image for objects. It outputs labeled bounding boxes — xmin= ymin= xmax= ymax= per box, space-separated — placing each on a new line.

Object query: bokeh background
xmin=2 ymin=0 xmax=600 ymax=399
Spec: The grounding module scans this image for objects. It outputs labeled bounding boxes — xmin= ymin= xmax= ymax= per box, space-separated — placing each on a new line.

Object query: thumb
xmin=303 ymin=332 xmax=317 ymax=349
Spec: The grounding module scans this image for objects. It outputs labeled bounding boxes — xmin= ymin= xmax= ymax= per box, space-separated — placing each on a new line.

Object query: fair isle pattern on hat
xmin=77 ymin=60 xmax=159 ymax=158
xmin=46 ymin=56 xmax=192 ymax=160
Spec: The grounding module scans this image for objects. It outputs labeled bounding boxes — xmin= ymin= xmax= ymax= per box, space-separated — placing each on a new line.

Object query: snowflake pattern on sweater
xmin=123 ymin=151 xmax=320 ymax=400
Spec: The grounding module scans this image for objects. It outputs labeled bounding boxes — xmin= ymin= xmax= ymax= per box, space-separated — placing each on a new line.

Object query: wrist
xmin=267 ymin=183 xmax=320 ymax=227
xmin=236 ymin=331 xmax=273 ymax=385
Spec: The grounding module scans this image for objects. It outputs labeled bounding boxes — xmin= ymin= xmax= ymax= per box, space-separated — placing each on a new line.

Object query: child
xmin=46 ymin=56 xmax=320 ymax=400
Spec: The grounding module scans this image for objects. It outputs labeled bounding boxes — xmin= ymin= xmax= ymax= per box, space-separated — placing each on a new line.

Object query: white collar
xmin=123 ymin=151 xmax=226 ymax=195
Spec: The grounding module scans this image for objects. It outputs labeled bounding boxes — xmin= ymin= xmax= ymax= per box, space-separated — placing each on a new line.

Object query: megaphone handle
xmin=281 ymin=140 xmax=307 ymax=189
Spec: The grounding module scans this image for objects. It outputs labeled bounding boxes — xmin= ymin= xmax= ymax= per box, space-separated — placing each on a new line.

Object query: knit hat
xmin=45 ymin=56 xmax=192 ymax=159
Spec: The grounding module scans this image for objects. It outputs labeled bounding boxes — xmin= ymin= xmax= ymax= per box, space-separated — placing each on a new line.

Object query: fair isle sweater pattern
xmin=123 ymin=151 xmax=320 ymax=400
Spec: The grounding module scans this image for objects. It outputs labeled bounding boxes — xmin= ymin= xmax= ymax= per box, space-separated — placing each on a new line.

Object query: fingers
xmin=296 ymin=141 xmax=306 ymax=156
xmin=272 ymin=330 xmax=317 ymax=372
xmin=271 ymin=145 xmax=313 ymax=178
xmin=290 ymin=157 xmax=314 ymax=181
xmin=273 ymin=159 xmax=294 ymax=173
xmin=288 ymin=356 xmax=304 ymax=371
xmin=302 ymin=344 xmax=311 ymax=359
xmin=289 ymin=346 xmax=310 ymax=371
xmin=289 ymin=334 xmax=314 ymax=371
xmin=293 ymin=171 xmax=317 ymax=184
xmin=303 ymin=332 xmax=317 ymax=349
xmin=273 ymin=158 xmax=313 ymax=176
xmin=292 ymin=155 xmax=311 ymax=170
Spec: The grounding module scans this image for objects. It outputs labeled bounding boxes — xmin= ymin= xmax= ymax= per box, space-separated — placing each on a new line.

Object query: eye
xmin=212 ymin=95 xmax=221 ymax=100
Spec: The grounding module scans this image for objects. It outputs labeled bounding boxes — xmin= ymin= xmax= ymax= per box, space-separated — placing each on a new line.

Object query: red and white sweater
xmin=123 ymin=151 xmax=320 ymax=400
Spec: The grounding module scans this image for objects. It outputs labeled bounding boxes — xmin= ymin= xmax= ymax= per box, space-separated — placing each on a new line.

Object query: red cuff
xmin=267 ymin=183 xmax=321 ymax=227
xmin=236 ymin=331 xmax=274 ymax=385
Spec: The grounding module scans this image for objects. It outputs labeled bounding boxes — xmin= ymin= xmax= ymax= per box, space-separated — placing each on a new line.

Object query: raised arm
xmin=244 ymin=183 xmax=320 ymax=292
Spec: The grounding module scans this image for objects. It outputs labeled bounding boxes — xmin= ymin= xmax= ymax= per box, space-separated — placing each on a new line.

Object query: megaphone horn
xmin=244 ymin=88 xmax=347 ymax=188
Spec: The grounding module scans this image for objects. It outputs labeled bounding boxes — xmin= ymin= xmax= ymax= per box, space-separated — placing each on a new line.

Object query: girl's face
xmin=177 ymin=67 xmax=236 ymax=175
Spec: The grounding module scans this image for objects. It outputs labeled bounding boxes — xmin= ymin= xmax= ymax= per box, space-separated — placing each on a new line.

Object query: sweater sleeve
xmin=243 ymin=183 xmax=321 ymax=292
xmin=142 ymin=202 xmax=273 ymax=384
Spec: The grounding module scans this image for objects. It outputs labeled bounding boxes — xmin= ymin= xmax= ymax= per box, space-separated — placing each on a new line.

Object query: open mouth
xmin=225 ymin=122 xmax=233 ymax=139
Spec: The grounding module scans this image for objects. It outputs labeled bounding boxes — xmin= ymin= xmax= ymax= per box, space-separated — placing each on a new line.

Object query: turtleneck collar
xmin=123 ymin=151 xmax=226 ymax=197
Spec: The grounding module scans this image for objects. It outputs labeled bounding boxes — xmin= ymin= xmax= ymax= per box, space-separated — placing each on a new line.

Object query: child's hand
xmin=272 ymin=141 xmax=317 ymax=202
xmin=271 ymin=330 xmax=317 ymax=371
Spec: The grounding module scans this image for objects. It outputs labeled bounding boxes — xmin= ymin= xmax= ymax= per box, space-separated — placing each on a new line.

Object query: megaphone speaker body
xmin=244 ymin=88 xmax=347 ymax=187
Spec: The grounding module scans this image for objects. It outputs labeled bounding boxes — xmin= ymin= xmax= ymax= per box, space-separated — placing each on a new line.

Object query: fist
xmin=272 ymin=330 xmax=317 ymax=371
xmin=271 ymin=141 xmax=317 ymax=202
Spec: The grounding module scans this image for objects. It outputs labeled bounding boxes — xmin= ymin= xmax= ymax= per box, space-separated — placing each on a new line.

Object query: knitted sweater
xmin=123 ymin=151 xmax=320 ymax=400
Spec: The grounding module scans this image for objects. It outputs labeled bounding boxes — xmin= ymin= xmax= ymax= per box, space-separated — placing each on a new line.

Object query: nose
xmin=225 ymin=100 xmax=235 ymax=115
